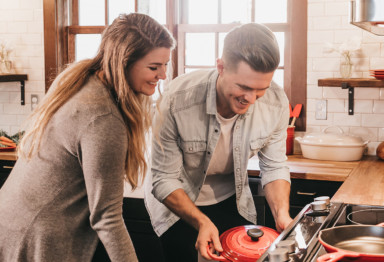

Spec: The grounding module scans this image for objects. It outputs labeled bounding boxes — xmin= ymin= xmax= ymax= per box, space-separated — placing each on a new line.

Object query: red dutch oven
xmin=207 ymin=225 xmax=279 ymax=262
xmin=318 ymin=223 xmax=384 ymax=262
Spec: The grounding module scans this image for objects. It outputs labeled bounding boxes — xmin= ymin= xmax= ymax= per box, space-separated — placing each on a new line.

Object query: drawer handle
xmin=296 ymin=191 xmax=316 ymax=196
xmin=2 ymin=166 xmax=13 ymax=169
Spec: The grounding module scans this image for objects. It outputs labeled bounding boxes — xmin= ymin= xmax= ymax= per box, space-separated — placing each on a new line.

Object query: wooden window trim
xmin=43 ymin=0 xmax=306 ymax=130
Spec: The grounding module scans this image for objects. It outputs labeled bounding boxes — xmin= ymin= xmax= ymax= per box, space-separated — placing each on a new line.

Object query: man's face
xmin=216 ymin=59 xmax=274 ymax=118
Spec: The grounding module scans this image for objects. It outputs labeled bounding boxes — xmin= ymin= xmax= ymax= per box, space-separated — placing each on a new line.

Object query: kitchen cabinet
xmin=249 ymin=177 xmax=342 ymax=228
xmin=0 ymin=159 xmax=15 ymax=188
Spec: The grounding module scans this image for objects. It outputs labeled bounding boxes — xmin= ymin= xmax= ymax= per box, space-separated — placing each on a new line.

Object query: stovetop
xmin=257 ymin=200 xmax=384 ymax=262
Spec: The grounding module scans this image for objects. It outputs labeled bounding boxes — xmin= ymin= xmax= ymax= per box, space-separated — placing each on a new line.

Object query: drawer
xmin=290 ymin=179 xmax=342 ymax=207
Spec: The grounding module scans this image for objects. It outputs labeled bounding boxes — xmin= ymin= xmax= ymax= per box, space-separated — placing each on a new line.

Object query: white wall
xmin=0 ymin=0 xmax=383 ymax=155
xmin=306 ymin=0 xmax=384 ymax=155
xmin=0 ymin=0 xmax=45 ymax=135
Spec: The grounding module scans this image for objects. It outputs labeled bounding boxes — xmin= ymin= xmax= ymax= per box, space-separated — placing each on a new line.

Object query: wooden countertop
xmin=332 ymin=156 xmax=384 ymax=206
xmin=248 ymin=155 xmax=359 ymax=182
xmin=0 ymin=151 xmax=17 ymax=161
xmin=248 ymin=154 xmax=384 ymax=206
xmin=2 ymin=151 xmax=384 ymax=206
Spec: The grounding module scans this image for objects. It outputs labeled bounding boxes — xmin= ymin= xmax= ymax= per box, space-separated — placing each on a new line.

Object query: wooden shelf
xmin=318 ymin=78 xmax=384 ymax=87
xmin=0 ymin=74 xmax=28 ymax=105
xmin=318 ymin=78 xmax=384 ymax=115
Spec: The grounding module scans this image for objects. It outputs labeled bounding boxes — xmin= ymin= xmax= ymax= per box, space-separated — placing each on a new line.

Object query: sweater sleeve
xmin=79 ymin=113 xmax=138 ymax=262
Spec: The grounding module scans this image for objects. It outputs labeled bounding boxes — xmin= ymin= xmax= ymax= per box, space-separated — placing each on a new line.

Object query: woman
xmin=0 ymin=13 xmax=175 ymax=262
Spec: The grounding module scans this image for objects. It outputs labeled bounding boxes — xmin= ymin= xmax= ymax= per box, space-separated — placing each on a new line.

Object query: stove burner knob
xmin=314 ymin=196 xmax=330 ymax=205
xmin=268 ymin=247 xmax=289 ymax=262
xmin=276 ymin=239 xmax=296 ymax=253
xmin=311 ymin=200 xmax=327 ymax=211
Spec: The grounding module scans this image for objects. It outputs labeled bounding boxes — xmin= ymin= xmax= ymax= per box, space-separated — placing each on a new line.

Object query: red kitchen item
xmin=317 ymin=223 xmax=384 ymax=262
xmin=207 ymin=225 xmax=279 ymax=262
xmin=289 ymin=104 xmax=302 ymax=127
xmin=286 ymin=126 xmax=295 ymax=155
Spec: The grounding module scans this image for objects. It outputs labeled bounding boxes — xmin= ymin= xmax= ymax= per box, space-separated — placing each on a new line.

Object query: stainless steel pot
xmin=296 ymin=126 xmax=368 ymax=161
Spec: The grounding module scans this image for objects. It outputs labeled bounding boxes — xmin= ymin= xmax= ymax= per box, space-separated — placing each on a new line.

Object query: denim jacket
xmin=144 ymin=69 xmax=290 ymax=236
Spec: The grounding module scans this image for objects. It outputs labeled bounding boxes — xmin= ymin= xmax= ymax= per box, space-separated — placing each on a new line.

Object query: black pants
xmin=160 ymin=194 xmax=250 ymax=262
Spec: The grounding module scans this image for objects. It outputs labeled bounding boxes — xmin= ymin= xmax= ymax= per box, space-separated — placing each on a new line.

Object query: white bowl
xmin=296 ymin=126 xmax=369 ymax=161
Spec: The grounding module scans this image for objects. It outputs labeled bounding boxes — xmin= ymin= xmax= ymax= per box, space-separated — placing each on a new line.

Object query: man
xmin=144 ymin=23 xmax=292 ymax=262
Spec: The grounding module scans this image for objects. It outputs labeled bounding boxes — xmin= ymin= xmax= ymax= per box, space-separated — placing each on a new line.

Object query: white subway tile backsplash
xmin=307 ymin=85 xmax=324 ymax=99
xmin=367 ymin=142 xmax=380 ymax=155
xmin=312 ymin=58 xmax=339 ymax=71
xmin=354 ymin=100 xmax=373 ymax=113
xmin=380 ymin=88 xmax=384 ymax=100
xmin=313 ymin=17 xmax=341 ymax=30
xmin=14 ymin=10 xmax=34 ymax=21
xmin=379 ymin=128 xmax=384 ymax=141
xmin=308 ymin=3 xmax=325 ymax=17
xmin=355 ymin=88 xmax=380 ymax=100
xmin=6 ymin=21 xmax=27 ymax=33
xmin=308 ymin=30 xmax=334 ymax=44
xmin=362 ymin=114 xmax=384 ymax=128
xmin=324 ymin=2 xmax=348 ymax=16
xmin=350 ymin=126 xmax=378 ymax=142
xmin=307 ymin=111 xmax=334 ymax=126
xmin=333 ymin=113 xmax=362 ymax=126
xmin=373 ymin=100 xmax=384 ymax=113
xmin=323 ymin=86 xmax=348 ymax=99
xmin=327 ymin=99 xmax=345 ymax=113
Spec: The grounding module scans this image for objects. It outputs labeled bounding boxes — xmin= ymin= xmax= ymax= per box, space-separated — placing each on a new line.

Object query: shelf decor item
xmin=323 ymin=37 xmax=361 ymax=79
xmin=0 ymin=39 xmax=13 ymax=74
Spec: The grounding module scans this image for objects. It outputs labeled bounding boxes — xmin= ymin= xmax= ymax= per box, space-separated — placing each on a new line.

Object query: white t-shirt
xmin=195 ymin=113 xmax=238 ymax=206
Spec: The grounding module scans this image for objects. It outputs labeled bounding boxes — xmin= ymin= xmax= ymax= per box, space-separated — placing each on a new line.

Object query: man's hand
xmin=274 ymin=211 xmax=293 ymax=232
xmin=163 ymin=189 xmax=223 ymax=260
xmin=195 ymin=218 xmax=222 ymax=260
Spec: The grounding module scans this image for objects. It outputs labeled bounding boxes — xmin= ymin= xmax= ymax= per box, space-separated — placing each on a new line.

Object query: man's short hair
xmin=222 ymin=23 xmax=280 ymax=73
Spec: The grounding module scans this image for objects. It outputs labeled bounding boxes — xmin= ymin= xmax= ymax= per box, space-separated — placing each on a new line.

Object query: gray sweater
xmin=0 ymin=75 xmax=138 ymax=262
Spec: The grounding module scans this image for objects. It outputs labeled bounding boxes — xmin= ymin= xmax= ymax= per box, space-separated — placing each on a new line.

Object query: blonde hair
xmin=19 ymin=13 xmax=175 ymax=189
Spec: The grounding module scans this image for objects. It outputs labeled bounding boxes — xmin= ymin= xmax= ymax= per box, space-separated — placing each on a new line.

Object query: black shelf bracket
xmin=0 ymin=74 xmax=28 ymax=105
xmin=341 ymin=82 xmax=354 ymax=115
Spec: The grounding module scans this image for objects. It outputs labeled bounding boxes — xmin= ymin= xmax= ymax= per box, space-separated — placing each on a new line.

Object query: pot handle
xmin=322 ymin=126 xmax=344 ymax=134
xmin=317 ymin=250 xmax=360 ymax=262
xmin=206 ymin=244 xmax=227 ymax=261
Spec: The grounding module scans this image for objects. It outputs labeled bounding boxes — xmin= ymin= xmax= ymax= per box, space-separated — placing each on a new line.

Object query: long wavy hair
xmin=19 ymin=13 xmax=176 ymax=189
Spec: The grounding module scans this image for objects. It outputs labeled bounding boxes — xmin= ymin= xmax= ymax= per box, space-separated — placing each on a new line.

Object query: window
xmin=43 ymin=0 xmax=306 ymax=130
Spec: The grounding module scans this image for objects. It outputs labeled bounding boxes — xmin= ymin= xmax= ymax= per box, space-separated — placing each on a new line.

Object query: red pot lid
xmin=219 ymin=225 xmax=279 ymax=262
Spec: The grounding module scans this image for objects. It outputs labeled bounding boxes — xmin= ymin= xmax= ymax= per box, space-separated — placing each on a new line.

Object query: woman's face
xmin=127 ymin=47 xmax=171 ymax=96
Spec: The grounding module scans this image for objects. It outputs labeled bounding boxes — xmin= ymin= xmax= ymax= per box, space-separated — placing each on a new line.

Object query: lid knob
xmin=246 ymin=228 xmax=264 ymax=241
xmin=276 ymin=239 xmax=296 ymax=253
xmin=268 ymin=247 xmax=289 ymax=262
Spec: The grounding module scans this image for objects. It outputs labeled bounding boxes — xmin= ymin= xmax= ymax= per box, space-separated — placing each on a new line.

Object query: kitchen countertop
xmin=0 ymin=151 xmax=17 ymax=161
xmin=248 ymin=154 xmax=384 ymax=206
xmin=2 ymin=151 xmax=384 ymax=206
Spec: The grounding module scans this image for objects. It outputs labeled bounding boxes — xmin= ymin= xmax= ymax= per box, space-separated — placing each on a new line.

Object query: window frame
xmin=43 ymin=0 xmax=306 ymax=130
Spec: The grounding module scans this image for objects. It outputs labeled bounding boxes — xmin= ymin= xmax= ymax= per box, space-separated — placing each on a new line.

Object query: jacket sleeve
xmin=79 ymin=114 xmax=138 ymax=262
xmin=150 ymin=94 xmax=185 ymax=203
xmin=258 ymin=98 xmax=291 ymax=188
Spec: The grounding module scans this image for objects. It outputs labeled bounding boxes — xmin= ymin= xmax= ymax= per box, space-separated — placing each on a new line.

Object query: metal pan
xmin=318 ymin=224 xmax=384 ymax=262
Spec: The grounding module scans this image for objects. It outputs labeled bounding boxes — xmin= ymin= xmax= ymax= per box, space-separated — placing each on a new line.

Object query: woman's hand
xmin=195 ymin=218 xmax=222 ymax=260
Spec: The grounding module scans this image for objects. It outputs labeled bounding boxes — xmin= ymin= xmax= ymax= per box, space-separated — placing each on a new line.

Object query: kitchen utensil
xmin=289 ymin=104 xmax=293 ymax=118
xmin=289 ymin=104 xmax=302 ymax=127
xmin=318 ymin=223 xmax=384 ymax=262
xmin=295 ymin=126 xmax=368 ymax=161
xmin=207 ymin=225 xmax=279 ymax=262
